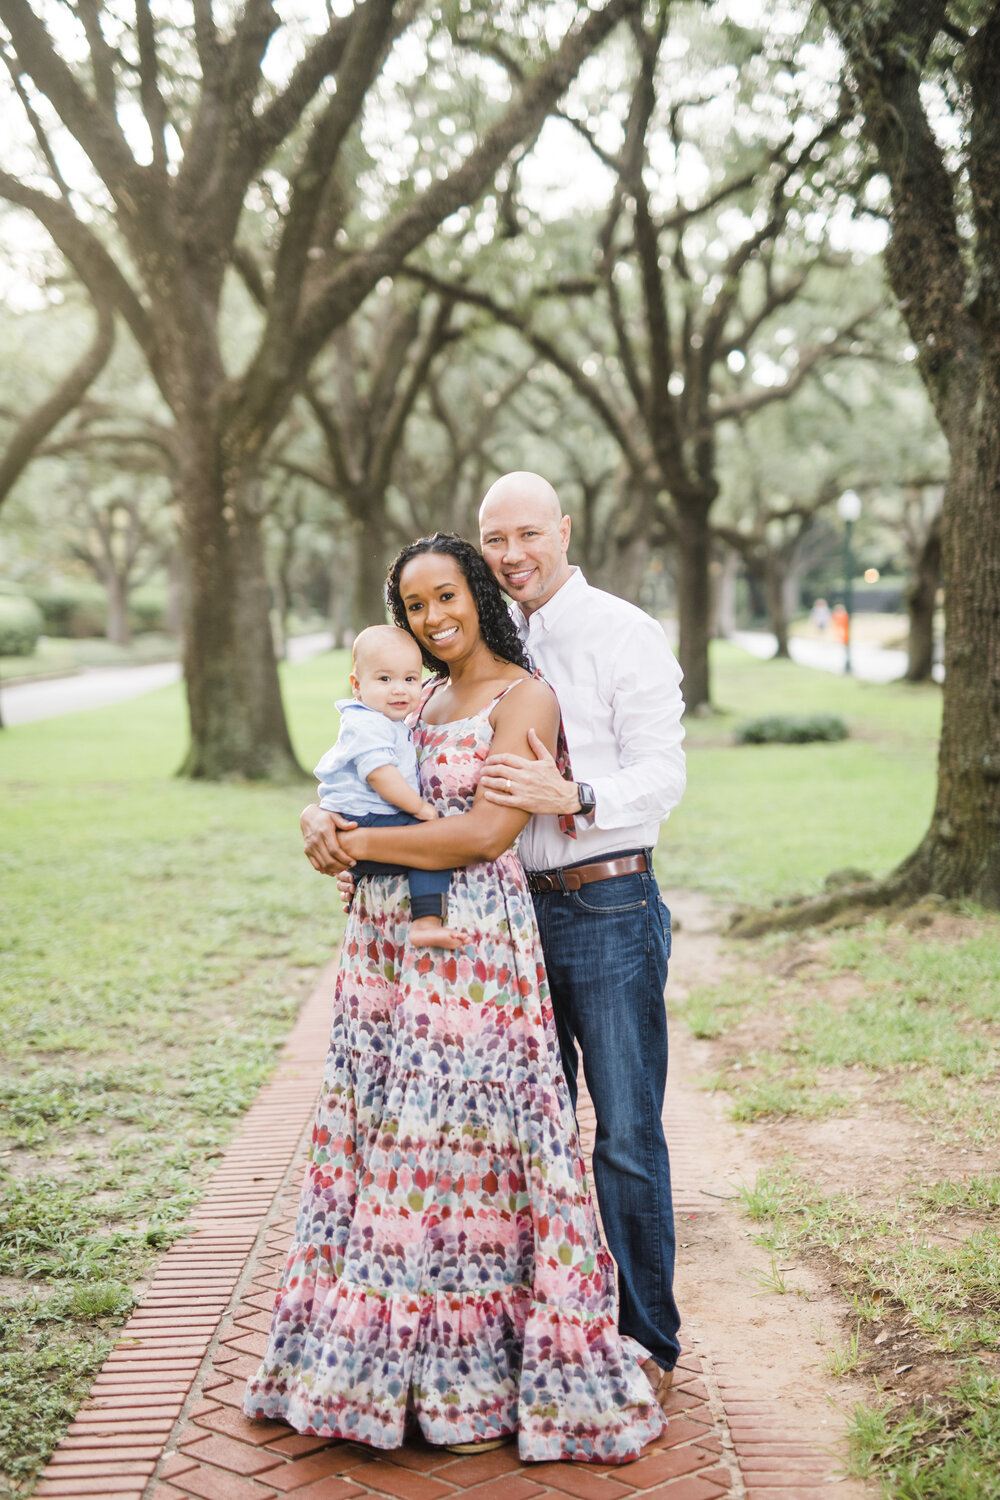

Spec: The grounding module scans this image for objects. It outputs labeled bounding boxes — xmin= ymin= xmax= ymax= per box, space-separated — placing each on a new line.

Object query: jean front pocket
xmin=570 ymin=872 xmax=649 ymax=914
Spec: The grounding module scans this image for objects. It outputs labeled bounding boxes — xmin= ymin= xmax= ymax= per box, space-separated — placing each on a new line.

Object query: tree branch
xmin=0 ymin=171 xmax=156 ymax=366
xmin=76 ymin=0 xmax=117 ymax=112
xmin=135 ymin=0 xmax=168 ymax=174
xmin=821 ymin=0 xmax=972 ymax=409
xmin=371 ymin=298 xmax=455 ymax=489
xmin=250 ymin=0 xmax=401 ymax=404
xmin=0 ymin=0 xmax=146 ymax=213
xmin=0 ymin=42 xmax=72 ymax=200
xmin=402 ymin=266 xmax=653 ymax=485
xmin=709 ymin=303 xmax=883 ymax=428
xmin=0 ymin=298 xmax=115 ymax=507
xmin=191 ymin=0 xmax=222 ymax=86
xmin=271 ymin=0 xmax=641 ymax=424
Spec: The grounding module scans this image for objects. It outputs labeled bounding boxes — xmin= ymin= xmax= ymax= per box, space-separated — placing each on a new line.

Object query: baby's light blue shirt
xmin=314 ymin=699 xmax=420 ymax=816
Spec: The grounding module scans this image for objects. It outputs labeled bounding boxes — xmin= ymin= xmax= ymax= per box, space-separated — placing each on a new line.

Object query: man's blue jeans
xmin=531 ymin=856 xmax=680 ymax=1372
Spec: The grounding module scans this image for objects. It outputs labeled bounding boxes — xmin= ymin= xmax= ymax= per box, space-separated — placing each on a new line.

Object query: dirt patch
xmin=663 ymin=892 xmax=875 ymax=1493
xmin=662 ymin=890 xmax=999 ymax=1490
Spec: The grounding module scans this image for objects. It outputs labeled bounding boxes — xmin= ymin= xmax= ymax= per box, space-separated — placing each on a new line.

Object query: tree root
xmin=727 ymin=873 xmax=926 ymax=938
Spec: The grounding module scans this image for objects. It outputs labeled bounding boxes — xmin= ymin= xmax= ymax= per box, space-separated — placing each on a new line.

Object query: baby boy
xmin=314 ymin=625 xmax=464 ymax=949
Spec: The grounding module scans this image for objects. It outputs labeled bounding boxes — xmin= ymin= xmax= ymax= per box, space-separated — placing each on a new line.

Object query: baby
xmin=314 ymin=624 xmax=465 ymax=949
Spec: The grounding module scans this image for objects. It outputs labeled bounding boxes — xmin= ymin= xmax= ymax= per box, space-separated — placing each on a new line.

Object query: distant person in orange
xmin=832 ymin=602 xmax=849 ymax=645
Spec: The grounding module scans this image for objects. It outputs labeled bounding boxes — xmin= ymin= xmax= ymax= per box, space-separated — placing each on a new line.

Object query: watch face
xmin=578 ymin=782 xmax=596 ymax=813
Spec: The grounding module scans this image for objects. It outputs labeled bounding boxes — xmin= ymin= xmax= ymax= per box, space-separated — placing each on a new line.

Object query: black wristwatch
xmin=575 ymin=781 xmax=596 ymax=817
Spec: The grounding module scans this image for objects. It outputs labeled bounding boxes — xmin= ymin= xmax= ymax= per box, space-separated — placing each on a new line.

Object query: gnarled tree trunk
xmin=675 ymin=500 xmax=713 ymax=710
xmin=819 ymin=0 xmax=1000 ymax=908
xmin=104 ymin=571 xmax=131 ymax=647
xmin=177 ymin=447 xmax=297 ymax=781
xmin=763 ymin=553 xmax=791 ymax=659
xmin=905 ymin=516 xmax=941 ymax=682
xmin=896 ymin=410 xmax=1000 ymax=903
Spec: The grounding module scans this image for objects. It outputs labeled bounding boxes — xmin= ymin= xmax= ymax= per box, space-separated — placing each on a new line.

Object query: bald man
xmin=477 ymin=472 xmax=686 ymax=1402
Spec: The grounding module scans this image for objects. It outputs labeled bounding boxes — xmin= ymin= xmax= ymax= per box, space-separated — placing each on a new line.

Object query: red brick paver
xmin=35 ymin=963 xmax=864 ymax=1500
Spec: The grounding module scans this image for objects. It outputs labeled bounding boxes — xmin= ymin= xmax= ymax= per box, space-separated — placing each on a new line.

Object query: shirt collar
xmin=518 ymin=565 xmax=586 ymax=636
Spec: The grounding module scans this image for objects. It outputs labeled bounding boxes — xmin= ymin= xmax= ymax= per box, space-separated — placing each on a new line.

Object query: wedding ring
xmin=506 ymin=779 xmax=513 ymax=794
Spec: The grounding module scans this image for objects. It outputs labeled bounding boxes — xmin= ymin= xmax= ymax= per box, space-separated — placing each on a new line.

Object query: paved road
xmin=731 ymin=629 xmax=943 ymax=683
xmin=0 ymin=632 xmax=335 ymax=727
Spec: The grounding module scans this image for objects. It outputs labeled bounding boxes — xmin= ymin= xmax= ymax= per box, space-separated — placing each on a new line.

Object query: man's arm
xmin=586 ymin=618 xmax=686 ymax=827
xmin=481 ymin=617 xmax=685 ymax=822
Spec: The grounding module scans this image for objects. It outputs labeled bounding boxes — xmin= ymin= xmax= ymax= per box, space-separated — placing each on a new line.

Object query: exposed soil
xmin=661 ymin=890 xmax=997 ymax=1487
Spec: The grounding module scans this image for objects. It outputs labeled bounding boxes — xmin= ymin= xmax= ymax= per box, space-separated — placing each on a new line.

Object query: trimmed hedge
xmin=27 ymin=583 xmax=169 ymax=638
xmin=734 ymin=713 xmax=848 ymax=745
xmin=0 ymin=593 xmax=44 ymax=656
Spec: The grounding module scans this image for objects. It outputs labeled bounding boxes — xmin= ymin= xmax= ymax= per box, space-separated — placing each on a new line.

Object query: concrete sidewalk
xmin=1 ymin=634 xmax=335 ymax=726
xmin=34 ymin=965 xmax=862 ymax=1500
xmin=730 ymin=630 xmax=943 ymax=684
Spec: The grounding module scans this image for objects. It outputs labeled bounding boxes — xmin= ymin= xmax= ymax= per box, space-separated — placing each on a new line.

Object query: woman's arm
xmin=341 ymin=679 xmax=560 ymax=868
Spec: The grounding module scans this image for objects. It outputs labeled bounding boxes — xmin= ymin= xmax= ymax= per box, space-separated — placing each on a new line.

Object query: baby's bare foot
xmin=411 ymin=917 xmax=472 ymax=949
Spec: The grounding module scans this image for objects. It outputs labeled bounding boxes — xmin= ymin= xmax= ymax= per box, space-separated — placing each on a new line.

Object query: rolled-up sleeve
xmin=588 ymin=619 xmax=686 ymax=829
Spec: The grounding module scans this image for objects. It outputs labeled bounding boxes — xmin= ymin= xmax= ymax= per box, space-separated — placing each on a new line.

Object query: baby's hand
xmin=416 ymin=800 xmax=438 ymax=821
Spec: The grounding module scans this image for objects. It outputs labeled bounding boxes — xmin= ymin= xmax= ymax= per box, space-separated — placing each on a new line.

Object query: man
xmin=477 ymin=471 xmax=685 ymax=1400
xmin=301 ymin=471 xmax=685 ymax=1401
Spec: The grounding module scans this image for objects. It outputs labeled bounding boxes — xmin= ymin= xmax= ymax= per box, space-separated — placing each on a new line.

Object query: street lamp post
xmin=837 ymin=488 xmax=862 ymax=675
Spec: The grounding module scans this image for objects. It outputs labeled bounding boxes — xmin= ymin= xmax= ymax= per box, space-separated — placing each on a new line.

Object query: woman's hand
xmin=301 ymin=805 xmax=358 ymax=875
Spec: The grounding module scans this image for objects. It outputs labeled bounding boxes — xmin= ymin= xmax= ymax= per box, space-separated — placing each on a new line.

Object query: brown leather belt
xmin=526 ymin=850 xmax=651 ymax=895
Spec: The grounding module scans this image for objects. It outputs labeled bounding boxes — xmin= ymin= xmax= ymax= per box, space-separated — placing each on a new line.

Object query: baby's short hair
xmin=351 ymin=624 xmax=422 ymax=674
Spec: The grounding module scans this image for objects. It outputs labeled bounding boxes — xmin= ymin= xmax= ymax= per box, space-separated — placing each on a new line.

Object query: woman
xmin=244 ymin=534 xmax=664 ymax=1463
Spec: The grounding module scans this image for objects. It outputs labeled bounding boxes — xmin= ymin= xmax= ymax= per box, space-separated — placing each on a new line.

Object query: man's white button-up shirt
xmin=513 ymin=568 xmax=686 ymax=872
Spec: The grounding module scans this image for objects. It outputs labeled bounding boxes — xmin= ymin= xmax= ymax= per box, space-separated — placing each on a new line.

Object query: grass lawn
xmin=0 ymin=639 xmax=988 ymax=1498
xmin=0 ymin=650 xmax=351 ymax=1493
xmin=658 ymin=641 xmax=942 ymax=900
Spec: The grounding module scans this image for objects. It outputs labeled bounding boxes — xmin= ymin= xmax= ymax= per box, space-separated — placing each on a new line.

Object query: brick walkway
xmin=35 ymin=967 xmax=859 ymax=1500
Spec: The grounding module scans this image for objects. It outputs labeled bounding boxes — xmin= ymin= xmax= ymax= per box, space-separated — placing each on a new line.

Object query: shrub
xmin=28 ymin=582 xmax=171 ymax=638
xmin=0 ymin=593 xmax=44 ymax=656
xmin=29 ymin=583 xmax=107 ymax=638
xmin=734 ymin=713 xmax=849 ymax=745
xmin=129 ymin=585 xmax=169 ymax=634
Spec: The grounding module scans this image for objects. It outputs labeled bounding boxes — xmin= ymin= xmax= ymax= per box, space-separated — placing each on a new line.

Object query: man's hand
xmin=481 ymin=728 xmax=580 ymax=816
xmin=301 ymin=805 xmax=359 ymax=876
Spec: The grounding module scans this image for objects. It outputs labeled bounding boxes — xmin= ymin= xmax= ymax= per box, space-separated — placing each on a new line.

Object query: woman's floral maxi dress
xmin=244 ymin=685 xmax=665 ymax=1464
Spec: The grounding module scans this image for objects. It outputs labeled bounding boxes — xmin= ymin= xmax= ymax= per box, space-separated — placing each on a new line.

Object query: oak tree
xmin=0 ymin=0 xmax=638 ymax=776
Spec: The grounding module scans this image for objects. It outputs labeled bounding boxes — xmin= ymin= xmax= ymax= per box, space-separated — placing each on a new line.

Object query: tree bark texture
xmin=710 ymin=548 xmax=739 ymax=639
xmin=896 ymin=417 xmax=1000 ymax=903
xmin=177 ymin=452 xmax=297 ymax=780
xmin=823 ymin=0 xmax=1000 ymax=906
xmin=905 ymin=518 xmax=941 ymax=682
xmin=675 ymin=502 xmax=712 ymax=711
xmin=764 ymin=554 xmax=791 ymax=658
xmin=104 ymin=571 xmax=130 ymax=646
xmin=352 ymin=503 xmax=393 ymax=634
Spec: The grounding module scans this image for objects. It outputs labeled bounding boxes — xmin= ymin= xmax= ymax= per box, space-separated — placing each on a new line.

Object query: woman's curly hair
xmin=386 ymin=532 xmax=531 ymax=677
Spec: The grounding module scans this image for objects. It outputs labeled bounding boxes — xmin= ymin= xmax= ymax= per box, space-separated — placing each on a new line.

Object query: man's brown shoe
xmin=641 ymin=1358 xmax=675 ymax=1409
